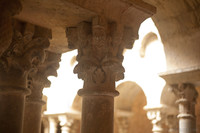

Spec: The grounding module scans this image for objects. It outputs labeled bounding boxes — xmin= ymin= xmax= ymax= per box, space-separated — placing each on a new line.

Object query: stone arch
xmin=115 ymin=81 xmax=152 ymax=133
xmin=144 ymin=0 xmax=200 ymax=70
xmin=71 ymin=94 xmax=82 ymax=112
xmin=115 ymin=81 xmax=146 ymax=111
xmin=160 ymin=85 xmax=178 ymax=115
xmin=140 ymin=32 xmax=158 ymax=58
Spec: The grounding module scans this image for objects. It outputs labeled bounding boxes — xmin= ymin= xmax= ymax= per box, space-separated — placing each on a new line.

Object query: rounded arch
xmin=160 ymin=85 xmax=178 ymax=115
xmin=140 ymin=32 xmax=158 ymax=58
xmin=71 ymin=94 xmax=82 ymax=112
xmin=144 ymin=0 xmax=200 ymax=70
xmin=115 ymin=81 xmax=152 ymax=133
xmin=115 ymin=81 xmax=146 ymax=111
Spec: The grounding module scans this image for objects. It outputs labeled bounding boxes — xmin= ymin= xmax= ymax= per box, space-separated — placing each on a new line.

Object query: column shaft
xmin=23 ymin=51 xmax=60 ymax=133
xmin=179 ymin=118 xmax=195 ymax=133
xmin=23 ymin=102 xmax=43 ymax=133
xmin=0 ymin=92 xmax=26 ymax=133
xmin=81 ymin=95 xmax=114 ymax=133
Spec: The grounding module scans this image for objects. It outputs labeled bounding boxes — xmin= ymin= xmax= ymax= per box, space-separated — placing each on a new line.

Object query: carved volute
xmin=27 ymin=51 xmax=61 ymax=103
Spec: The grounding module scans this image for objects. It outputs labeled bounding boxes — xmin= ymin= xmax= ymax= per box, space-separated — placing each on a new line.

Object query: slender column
xmin=171 ymin=83 xmax=198 ymax=133
xmin=23 ymin=51 xmax=61 ymax=133
xmin=165 ymin=115 xmax=179 ymax=133
xmin=66 ymin=16 xmax=136 ymax=133
xmin=145 ymin=107 xmax=165 ymax=133
xmin=0 ymin=5 xmax=49 ymax=132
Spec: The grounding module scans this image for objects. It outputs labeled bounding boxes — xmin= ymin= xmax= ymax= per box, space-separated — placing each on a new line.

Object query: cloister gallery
xmin=0 ymin=0 xmax=200 ymax=133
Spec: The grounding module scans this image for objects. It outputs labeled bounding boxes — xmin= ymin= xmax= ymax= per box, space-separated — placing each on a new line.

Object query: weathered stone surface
xmin=0 ymin=21 xmax=50 ymax=89
xmin=0 ymin=8 xmax=50 ymax=133
xmin=24 ymin=51 xmax=61 ymax=133
xmin=67 ymin=16 xmax=139 ymax=91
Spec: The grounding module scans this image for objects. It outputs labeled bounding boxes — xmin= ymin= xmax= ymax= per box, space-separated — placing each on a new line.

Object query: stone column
xmin=171 ymin=83 xmax=198 ymax=133
xmin=165 ymin=115 xmax=179 ymax=133
xmin=0 ymin=2 xmax=22 ymax=132
xmin=23 ymin=51 xmax=61 ymax=133
xmin=0 ymin=4 xmax=49 ymax=132
xmin=145 ymin=107 xmax=165 ymax=133
xmin=0 ymin=1 xmax=48 ymax=132
xmin=66 ymin=16 xmax=136 ymax=133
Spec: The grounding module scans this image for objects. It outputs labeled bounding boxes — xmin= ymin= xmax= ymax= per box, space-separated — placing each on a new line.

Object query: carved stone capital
xmin=145 ymin=107 xmax=165 ymax=133
xmin=27 ymin=51 xmax=61 ymax=103
xmin=0 ymin=21 xmax=50 ymax=93
xmin=66 ymin=16 xmax=136 ymax=90
xmin=171 ymin=83 xmax=198 ymax=118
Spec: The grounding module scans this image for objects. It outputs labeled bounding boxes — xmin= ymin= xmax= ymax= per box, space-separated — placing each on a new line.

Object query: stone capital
xmin=0 ymin=21 xmax=50 ymax=93
xmin=66 ymin=16 xmax=136 ymax=90
xmin=170 ymin=83 xmax=198 ymax=119
xmin=145 ymin=107 xmax=165 ymax=133
xmin=27 ymin=51 xmax=61 ymax=103
xmin=171 ymin=83 xmax=198 ymax=103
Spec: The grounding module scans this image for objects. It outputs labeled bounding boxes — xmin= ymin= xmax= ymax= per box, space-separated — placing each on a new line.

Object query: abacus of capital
xmin=0 ymin=0 xmax=156 ymax=133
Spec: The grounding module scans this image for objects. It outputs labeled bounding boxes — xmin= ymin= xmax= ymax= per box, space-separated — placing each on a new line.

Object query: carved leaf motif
xmin=92 ymin=67 xmax=106 ymax=84
xmin=0 ymin=22 xmax=50 ymax=76
xmin=27 ymin=51 xmax=61 ymax=100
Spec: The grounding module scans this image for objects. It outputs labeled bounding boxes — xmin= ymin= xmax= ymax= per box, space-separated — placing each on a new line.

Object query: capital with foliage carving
xmin=0 ymin=21 xmax=50 ymax=92
xmin=171 ymin=83 xmax=198 ymax=119
xmin=66 ymin=16 xmax=136 ymax=90
xmin=27 ymin=51 xmax=61 ymax=103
